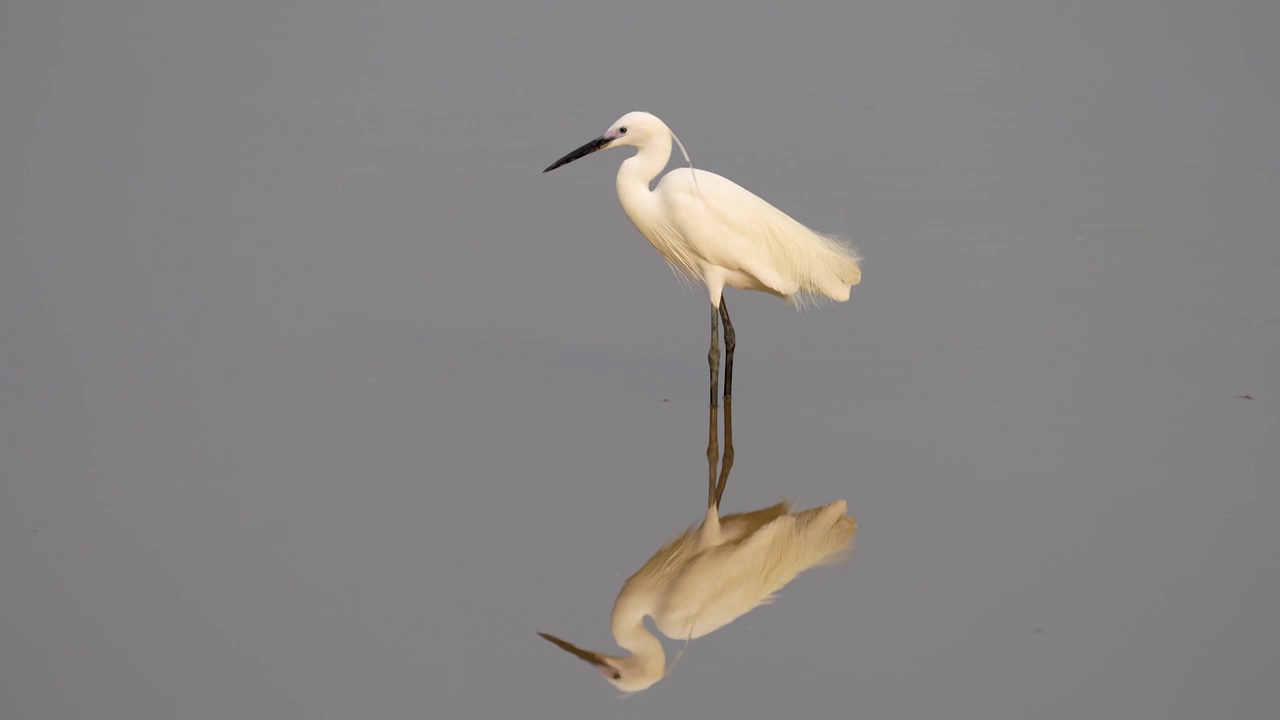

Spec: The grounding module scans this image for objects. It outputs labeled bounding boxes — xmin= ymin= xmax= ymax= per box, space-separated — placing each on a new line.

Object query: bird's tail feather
xmin=748 ymin=204 xmax=861 ymax=309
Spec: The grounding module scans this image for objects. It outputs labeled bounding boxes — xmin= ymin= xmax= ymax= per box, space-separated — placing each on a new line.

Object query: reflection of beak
xmin=537 ymin=632 xmax=621 ymax=680
xmin=543 ymin=135 xmax=612 ymax=173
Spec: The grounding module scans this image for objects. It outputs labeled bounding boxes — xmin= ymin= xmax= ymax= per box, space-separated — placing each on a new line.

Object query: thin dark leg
xmin=713 ymin=396 xmax=735 ymax=508
xmin=708 ymin=304 xmax=721 ymax=408
xmin=719 ymin=298 xmax=736 ymax=399
xmin=706 ymin=402 xmax=719 ymax=510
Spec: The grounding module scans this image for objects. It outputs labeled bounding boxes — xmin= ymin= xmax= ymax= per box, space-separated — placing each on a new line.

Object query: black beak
xmin=543 ymin=135 xmax=612 ymax=173
xmin=537 ymin=632 xmax=611 ymax=669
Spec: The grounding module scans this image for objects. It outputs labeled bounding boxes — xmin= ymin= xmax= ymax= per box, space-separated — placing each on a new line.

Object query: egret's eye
xmin=618 ymin=127 xmax=628 ymax=134
xmin=612 ymin=672 xmax=622 ymax=680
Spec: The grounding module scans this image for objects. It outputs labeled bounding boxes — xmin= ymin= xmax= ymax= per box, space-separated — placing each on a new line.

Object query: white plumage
xmin=539 ymin=497 xmax=856 ymax=693
xmin=544 ymin=112 xmax=862 ymax=405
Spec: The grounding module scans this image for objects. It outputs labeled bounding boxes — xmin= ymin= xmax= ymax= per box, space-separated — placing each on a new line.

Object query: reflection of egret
xmin=544 ymin=112 xmax=862 ymax=406
xmin=539 ymin=398 xmax=856 ymax=692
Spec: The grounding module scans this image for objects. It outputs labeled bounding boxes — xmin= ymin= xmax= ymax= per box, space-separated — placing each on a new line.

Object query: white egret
xmin=544 ymin=112 xmax=862 ymax=406
xmin=538 ymin=399 xmax=857 ymax=692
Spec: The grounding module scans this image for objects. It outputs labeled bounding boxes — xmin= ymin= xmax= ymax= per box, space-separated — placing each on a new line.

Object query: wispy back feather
xmin=655 ymin=500 xmax=856 ymax=638
xmin=717 ymin=193 xmax=862 ymax=309
xmin=658 ymin=169 xmax=862 ymax=308
xmin=620 ymin=501 xmax=792 ymax=596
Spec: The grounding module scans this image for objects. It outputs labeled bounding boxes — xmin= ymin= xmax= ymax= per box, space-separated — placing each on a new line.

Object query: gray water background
xmin=3 ymin=1 xmax=1278 ymax=718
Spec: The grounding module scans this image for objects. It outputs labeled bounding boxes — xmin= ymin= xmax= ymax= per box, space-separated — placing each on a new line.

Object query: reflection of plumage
xmin=540 ymin=499 xmax=855 ymax=693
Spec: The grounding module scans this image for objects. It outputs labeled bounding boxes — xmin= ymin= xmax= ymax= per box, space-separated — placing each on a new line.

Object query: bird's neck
xmin=615 ymin=138 xmax=672 ymax=200
xmin=610 ymin=598 xmax=667 ymax=681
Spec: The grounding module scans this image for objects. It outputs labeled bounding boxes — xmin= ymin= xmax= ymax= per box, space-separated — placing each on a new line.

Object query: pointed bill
xmin=538 ymin=632 xmax=608 ymax=666
xmin=537 ymin=632 xmax=620 ymax=679
xmin=543 ymin=136 xmax=612 ymax=173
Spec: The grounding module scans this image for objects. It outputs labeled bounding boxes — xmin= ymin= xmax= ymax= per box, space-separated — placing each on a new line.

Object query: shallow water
xmin=2 ymin=1 xmax=1278 ymax=718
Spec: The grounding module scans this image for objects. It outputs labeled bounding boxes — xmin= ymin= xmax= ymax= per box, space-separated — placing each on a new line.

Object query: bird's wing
xmin=657 ymin=502 xmax=856 ymax=640
xmin=656 ymin=516 xmax=796 ymax=638
xmin=657 ymin=168 xmax=860 ymax=303
xmin=718 ymin=500 xmax=792 ymax=545
xmin=618 ymin=521 xmax=703 ymax=597
xmin=620 ymin=502 xmax=789 ymax=596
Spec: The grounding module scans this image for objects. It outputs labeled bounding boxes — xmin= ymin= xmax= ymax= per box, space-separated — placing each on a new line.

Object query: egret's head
xmin=542 ymin=112 xmax=671 ymax=173
xmin=600 ymin=111 xmax=670 ymax=151
xmin=537 ymin=632 xmax=663 ymax=693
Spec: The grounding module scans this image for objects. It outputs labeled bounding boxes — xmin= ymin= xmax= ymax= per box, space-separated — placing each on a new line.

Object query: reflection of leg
xmin=708 ymin=304 xmax=721 ymax=408
xmin=713 ymin=396 xmax=735 ymax=508
xmin=706 ymin=403 xmax=720 ymax=510
xmin=719 ymin=298 xmax=736 ymax=399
